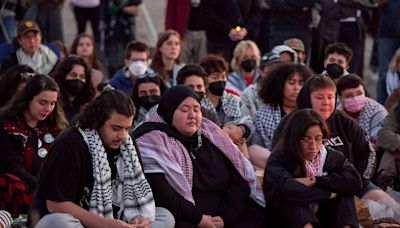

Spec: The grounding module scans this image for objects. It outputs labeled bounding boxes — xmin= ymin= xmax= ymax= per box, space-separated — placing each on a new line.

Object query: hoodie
xmin=274 ymin=75 xmax=376 ymax=187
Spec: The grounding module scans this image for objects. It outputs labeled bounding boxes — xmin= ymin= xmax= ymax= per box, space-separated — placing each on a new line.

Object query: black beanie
xmin=157 ymin=85 xmax=200 ymax=125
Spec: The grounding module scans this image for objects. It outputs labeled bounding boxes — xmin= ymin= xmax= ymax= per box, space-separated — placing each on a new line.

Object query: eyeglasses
xmin=20 ymin=72 xmax=35 ymax=81
xmin=137 ymin=70 xmax=158 ymax=79
xmin=300 ymin=136 xmax=327 ymax=145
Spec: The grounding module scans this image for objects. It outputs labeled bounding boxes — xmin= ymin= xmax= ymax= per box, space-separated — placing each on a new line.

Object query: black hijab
xmin=157 ymin=85 xmax=200 ymax=125
xmin=133 ymin=85 xmax=202 ymax=153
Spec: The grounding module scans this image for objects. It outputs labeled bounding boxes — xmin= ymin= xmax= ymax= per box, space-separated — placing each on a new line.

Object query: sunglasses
xmin=137 ymin=70 xmax=158 ymax=79
xmin=20 ymin=72 xmax=35 ymax=81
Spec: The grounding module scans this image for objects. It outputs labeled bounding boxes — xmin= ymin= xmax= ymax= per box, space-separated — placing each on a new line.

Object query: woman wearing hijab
xmin=265 ymin=109 xmax=361 ymax=228
xmin=132 ymin=85 xmax=266 ymax=228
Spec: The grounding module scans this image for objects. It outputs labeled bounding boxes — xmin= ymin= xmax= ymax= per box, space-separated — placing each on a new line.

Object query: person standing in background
xmin=70 ymin=0 xmax=101 ymax=42
xmin=101 ymin=0 xmax=142 ymax=75
xmin=376 ymin=0 xmax=400 ymax=104
xmin=165 ymin=0 xmax=207 ymax=64
xmin=149 ymin=30 xmax=184 ymax=87
xmin=268 ymin=0 xmax=315 ymax=54
xmin=203 ymin=0 xmax=262 ymax=62
xmin=36 ymin=0 xmax=64 ymax=43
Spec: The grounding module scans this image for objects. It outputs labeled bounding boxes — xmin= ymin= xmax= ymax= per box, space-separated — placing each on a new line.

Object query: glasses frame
xmin=300 ymin=136 xmax=328 ymax=146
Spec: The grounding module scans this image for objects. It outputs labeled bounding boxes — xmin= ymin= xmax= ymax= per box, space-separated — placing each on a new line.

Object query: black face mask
xmin=195 ymin=91 xmax=205 ymax=100
xmin=326 ymin=63 xmax=344 ymax=79
xmin=65 ymin=79 xmax=85 ymax=96
xmin=139 ymin=95 xmax=161 ymax=110
xmin=241 ymin=59 xmax=257 ymax=73
xmin=208 ymin=81 xmax=226 ymax=96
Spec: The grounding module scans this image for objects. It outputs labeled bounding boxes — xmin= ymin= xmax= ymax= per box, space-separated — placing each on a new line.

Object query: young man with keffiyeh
xmin=28 ymin=89 xmax=175 ymax=228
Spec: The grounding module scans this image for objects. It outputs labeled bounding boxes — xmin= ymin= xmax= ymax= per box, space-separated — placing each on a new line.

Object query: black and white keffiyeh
xmin=78 ymin=128 xmax=155 ymax=222
xmin=201 ymin=92 xmax=242 ymax=118
xmin=253 ymin=104 xmax=282 ymax=150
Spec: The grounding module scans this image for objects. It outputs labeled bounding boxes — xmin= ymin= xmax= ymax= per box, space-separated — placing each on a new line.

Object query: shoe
xmin=376 ymin=170 xmax=396 ymax=191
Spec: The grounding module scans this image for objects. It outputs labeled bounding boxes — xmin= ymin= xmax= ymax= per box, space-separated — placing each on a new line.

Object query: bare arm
xmin=122 ymin=5 xmax=139 ymax=16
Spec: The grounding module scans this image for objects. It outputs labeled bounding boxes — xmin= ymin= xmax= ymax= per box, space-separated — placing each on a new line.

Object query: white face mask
xmin=127 ymin=60 xmax=147 ymax=77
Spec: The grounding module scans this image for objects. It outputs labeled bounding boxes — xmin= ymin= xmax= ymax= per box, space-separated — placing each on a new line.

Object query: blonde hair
xmin=388 ymin=47 xmax=400 ymax=72
xmin=230 ymin=40 xmax=261 ymax=72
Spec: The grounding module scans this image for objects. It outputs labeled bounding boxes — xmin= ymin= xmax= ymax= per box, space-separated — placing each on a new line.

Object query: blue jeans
xmin=377 ymin=37 xmax=400 ymax=104
xmin=359 ymin=181 xmax=380 ymax=198
xmin=0 ymin=16 xmax=16 ymax=43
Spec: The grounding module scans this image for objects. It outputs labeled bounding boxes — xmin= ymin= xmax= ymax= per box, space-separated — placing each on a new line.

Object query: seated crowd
xmin=1 ymin=20 xmax=400 ymax=228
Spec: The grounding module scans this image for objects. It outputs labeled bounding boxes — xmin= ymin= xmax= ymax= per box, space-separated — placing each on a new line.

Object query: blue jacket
xmin=109 ymin=68 xmax=135 ymax=95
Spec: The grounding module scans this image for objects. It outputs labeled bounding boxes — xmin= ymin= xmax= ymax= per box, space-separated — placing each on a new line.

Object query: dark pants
xmin=338 ymin=22 xmax=365 ymax=77
xmin=73 ymin=6 xmax=101 ymax=41
xmin=175 ymin=201 xmax=266 ymax=228
xmin=268 ymin=196 xmax=358 ymax=228
xmin=37 ymin=3 xmax=63 ymax=43
xmin=207 ymin=39 xmax=236 ymax=64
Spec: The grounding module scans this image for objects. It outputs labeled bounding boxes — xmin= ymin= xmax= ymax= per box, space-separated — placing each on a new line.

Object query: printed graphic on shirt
xmin=79 ymin=187 xmax=91 ymax=209
xmin=326 ymin=136 xmax=344 ymax=147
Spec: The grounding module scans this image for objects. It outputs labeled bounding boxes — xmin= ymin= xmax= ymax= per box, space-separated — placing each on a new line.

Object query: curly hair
xmin=149 ymin=30 xmax=182 ymax=83
xmin=78 ymin=90 xmax=135 ymax=130
xmin=324 ymin=42 xmax=353 ymax=63
xmin=259 ymin=62 xmax=313 ymax=107
xmin=0 ymin=74 xmax=68 ymax=131
xmin=0 ymin=65 xmax=35 ymax=107
xmin=52 ymin=55 xmax=95 ymax=108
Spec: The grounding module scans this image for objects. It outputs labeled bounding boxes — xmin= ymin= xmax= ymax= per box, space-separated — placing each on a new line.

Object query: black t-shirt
xmin=31 ymin=127 xmax=94 ymax=218
xmin=30 ymin=128 xmax=120 ymax=218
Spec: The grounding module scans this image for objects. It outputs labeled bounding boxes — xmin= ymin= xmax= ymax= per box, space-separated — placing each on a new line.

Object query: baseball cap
xmin=17 ymin=21 xmax=41 ymax=37
xmin=272 ymin=45 xmax=298 ymax=63
xmin=283 ymin=38 xmax=305 ymax=53
xmin=260 ymin=52 xmax=281 ymax=68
